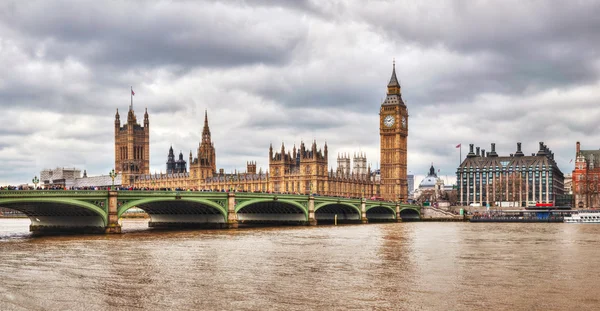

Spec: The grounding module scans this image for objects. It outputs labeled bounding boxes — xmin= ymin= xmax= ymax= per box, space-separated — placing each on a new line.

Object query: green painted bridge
xmin=0 ymin=190 xmax=421 ymax=233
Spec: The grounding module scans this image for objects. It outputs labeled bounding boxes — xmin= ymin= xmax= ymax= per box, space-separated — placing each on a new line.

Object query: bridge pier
xmin=360 ymin=199 xmax=368 ymax=224
xmin=307 ymin=196 xmax=317 ymax=226
xmin=105 ymin=191 xmax=122 ymax=234
xmin=395 ymin=202 xmax=402 ymax=222
xmin=227 ymin=192 xmax=238 ymax=229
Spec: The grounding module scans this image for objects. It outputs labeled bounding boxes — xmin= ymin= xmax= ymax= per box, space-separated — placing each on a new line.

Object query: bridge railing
xmin=0 ymin=190 xmax=109 ymax=197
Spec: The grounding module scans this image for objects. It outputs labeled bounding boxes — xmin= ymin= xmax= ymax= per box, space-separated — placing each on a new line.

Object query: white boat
xmin=564 ymin=210 xmax=600 ymax=223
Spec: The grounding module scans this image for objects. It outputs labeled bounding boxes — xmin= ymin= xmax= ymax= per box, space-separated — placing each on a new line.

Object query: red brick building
xmin=573 ymin=142 xmax=600 ymax=208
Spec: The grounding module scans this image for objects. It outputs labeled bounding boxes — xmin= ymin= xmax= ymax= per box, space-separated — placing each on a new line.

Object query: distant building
xmin=407 ymin=174 xmax=414 ymax=198
xmin=456 ymin=142 xmax=564 ymax=207
xmin=564 ymin=173 xmax=572 ymax=195
xmin=166 ymin=146 xmax=187 ymax=174
xmin=573 ymin=142 xmax=600 ymax=208
xmin=40 ymin=167 xmax=81 ymax=188
xmin=40 ymin=168 xmax=121 ymax=189
xmin=414 ymin=165 xmax=445 ymax=201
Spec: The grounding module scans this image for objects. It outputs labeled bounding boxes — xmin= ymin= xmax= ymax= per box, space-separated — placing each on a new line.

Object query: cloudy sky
xmin=1 ymin=0 xmax=599 ymax=186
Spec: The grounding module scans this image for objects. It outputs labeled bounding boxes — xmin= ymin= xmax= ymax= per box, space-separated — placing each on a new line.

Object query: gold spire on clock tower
xmin=379 ymin=61 xmax=409 ymax=202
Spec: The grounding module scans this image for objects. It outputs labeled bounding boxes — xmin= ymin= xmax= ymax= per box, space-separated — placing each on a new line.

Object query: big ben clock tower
xmin=379 ymin=61 xmax=408 ymax=202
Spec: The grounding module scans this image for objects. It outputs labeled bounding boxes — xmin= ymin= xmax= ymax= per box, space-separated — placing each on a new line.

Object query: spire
xmin=115 ymin=108 xmax=120 ymax=128
xmin=130 ymin=86 xmax=134 ymax=111
xmin=387 ymin=59 xmax=401 ymax=95
xmin=202 ymin=110 xmax=211 ymax=143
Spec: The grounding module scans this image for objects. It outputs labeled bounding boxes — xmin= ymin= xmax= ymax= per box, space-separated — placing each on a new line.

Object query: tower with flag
xmin=115 ymin=87 xmax=149 ymax=186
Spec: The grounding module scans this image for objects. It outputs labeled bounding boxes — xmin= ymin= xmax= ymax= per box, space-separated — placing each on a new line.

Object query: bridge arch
xmin=314 ymin=202 xmax=361 ymax=223
xmin=399 ymin=207 xmax=420 ymax=221
xmin=117 ymin=197 xmax=228 ymax=222
xmin=235 ymin=198 xmax=308 ymax=224
xmin=365 ymin=204 xmax=397 ymax=221
xmin=0 ymin=197 xmax=108 ymax=229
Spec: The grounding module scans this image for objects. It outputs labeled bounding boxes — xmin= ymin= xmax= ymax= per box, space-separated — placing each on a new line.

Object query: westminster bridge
xmin=0 ymin=190 xmax=421 ymax=233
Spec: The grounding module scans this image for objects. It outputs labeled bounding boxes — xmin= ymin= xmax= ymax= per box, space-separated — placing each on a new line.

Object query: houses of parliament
xmin=115 ymin=64 xmax=409 ymax=201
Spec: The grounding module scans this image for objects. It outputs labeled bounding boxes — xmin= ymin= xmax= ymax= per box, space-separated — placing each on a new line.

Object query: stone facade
xmin=133 ymin=117 xmax=378 ymax=196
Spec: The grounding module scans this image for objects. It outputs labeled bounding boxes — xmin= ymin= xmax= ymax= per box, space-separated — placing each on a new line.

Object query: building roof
xmin=73 ymin=174 xmax=122 ymax=188
xmin=579 ymin=149 xmax=600 ymax=168
xmin=459 ymin=142 xmax=563 ymax=177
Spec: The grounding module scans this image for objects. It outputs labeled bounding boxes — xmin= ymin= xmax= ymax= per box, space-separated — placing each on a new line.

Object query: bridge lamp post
xmin=310 ymin=182 xmax=313 ymax=196
xmin=109 ymin=169 xmax=116 ymax=190
xmin=32 ymin=176 xmax=39 ymax=190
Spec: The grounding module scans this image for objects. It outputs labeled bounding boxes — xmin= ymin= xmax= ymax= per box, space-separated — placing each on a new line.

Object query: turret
xmin=144 ymin=108 xmax=149 ymax=127
xmin=114 ymin=109 xmax=120 ymax=129
xmin=269 ymin=143 xmax=273 ymax=160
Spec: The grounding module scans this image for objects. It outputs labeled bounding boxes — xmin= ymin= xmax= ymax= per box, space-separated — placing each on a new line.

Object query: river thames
xmin=0 ymin=219 xmax=598 ymax=311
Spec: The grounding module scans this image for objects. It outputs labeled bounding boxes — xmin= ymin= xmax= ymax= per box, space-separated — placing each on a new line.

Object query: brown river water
xmin=0 ymin=219 xmax=599 ymax=311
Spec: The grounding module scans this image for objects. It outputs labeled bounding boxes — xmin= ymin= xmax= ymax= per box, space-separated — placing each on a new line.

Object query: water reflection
xmin=1 ymin=219 xmax=599 ymax=310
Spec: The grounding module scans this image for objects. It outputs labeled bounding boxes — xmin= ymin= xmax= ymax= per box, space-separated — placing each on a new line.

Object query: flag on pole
xmin=456 ymin=143 xmax=461 ymax=148
xmin=131 ymin=89 xmax=135 ymax=96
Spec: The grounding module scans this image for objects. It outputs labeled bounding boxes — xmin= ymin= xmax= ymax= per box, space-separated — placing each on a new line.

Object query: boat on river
xmin=564 ymin=210 xmax=600 ymax=223
xmin=470 ymin=209 xmax=565 ymax=223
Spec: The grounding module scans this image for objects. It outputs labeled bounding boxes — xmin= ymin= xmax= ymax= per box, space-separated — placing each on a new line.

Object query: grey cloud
xmin=0 ymin=1 xmax=306 ymax=69
xmin=0 ymin=0 xmax=599 ymax=185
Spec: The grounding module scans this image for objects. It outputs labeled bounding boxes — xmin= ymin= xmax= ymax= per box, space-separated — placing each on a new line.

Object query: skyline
xmin=1 ymin=1 xmax=599 ymax=186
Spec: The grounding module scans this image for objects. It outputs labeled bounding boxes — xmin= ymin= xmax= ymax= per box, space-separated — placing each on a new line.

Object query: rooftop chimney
xmin=467 ymin=144 xmax=476 ymax=158
xmin=515 ymin=142 xmax=524 ymax=157
xmin=476 ymin=147 xmax=480 ymax=157
xmin=489 ymin=143 xmax=498 ymax=157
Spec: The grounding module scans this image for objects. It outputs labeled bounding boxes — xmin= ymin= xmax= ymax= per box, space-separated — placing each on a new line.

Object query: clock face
xmin=401 ymin=116 xmax=407 ymax=128
xmin=384 ymin=115 xmax=395 ymax=127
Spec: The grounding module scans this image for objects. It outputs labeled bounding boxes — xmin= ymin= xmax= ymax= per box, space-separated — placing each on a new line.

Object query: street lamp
xmin=310 ymin=182 xmax=313 ymax=195
xmin=32 ymin=176 xmax=39 ymax=190
xmin=109 ymin=169 xmax=116 ymax=190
